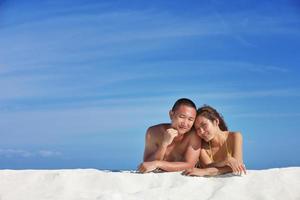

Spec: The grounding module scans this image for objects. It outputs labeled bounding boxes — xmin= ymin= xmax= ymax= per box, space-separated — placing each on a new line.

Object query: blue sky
xmin=0 ymin=0 xmax=299 ymax=170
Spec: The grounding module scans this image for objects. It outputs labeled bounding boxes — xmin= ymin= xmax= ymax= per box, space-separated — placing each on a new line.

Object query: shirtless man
xmin=138 ymin=98 xmax=202 ymax=173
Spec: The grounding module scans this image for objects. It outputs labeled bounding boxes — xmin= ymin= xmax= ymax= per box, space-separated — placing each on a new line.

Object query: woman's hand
xmin=225 ymin=156 xmax=246 ymax=175
xmin=182 ymin=168 xmax=208 ymax=176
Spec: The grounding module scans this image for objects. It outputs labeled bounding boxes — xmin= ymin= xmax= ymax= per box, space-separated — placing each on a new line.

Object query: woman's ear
xmin=214 ymin=118 xmax=219 ymax=127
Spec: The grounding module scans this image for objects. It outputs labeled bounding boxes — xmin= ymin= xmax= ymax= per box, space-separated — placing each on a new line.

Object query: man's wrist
xmin=161 ymin=142 xmax=170 ymax=147
xmin=155 ymin=160 xmax=162 ymax=168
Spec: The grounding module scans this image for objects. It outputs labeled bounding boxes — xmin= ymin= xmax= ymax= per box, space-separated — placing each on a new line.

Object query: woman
xmin=183 ymin=105 xmax=246 ymax=176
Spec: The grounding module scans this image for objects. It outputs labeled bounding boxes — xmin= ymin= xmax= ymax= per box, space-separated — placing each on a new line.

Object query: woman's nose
xmin=199 ymin=127 xmax=205 ymax=134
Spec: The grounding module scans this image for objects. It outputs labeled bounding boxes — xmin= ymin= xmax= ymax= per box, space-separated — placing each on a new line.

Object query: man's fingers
xmin=137 ymin=164 xmax=146 ymax=173
xmin=140 ymin=167 xmax=146 ymax=173
xmin=167 ymin=128 xmax=179 ymax=137
xmin=182 ymin=169 xmax=195 ymax=176
xmin=182 ymin=170 xmax=190 ymax=176
xmin=185 ymin=172 xmax=191 ymax=176
xmin=137 ymin=164 xmax=143 ymax=171
xmin=183 ymin=171 xmax=191 ymax=176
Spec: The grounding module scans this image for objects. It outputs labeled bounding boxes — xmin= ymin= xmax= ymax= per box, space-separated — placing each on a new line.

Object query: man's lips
xmin=178 ymin=126 xmax=188 ymax=130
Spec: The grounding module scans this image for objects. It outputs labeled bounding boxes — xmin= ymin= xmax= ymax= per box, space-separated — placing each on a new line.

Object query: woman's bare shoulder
xmin=200 ymin=140 xmax=209 ymax=150
xmin=228 ymin=131 xmax=243 ymax=141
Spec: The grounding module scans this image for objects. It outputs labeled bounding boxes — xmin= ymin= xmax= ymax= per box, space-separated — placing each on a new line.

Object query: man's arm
xmin=143 ymin=127 xmax=179 ymax=162
xmin=154 ymin=133 xmax=202 ymax=172
xmin=143 ymin=127 xmax=168 ymax=161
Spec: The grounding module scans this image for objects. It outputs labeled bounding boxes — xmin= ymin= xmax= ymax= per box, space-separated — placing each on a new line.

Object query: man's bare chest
xmin=162 ymin=139 xmax=189 ymax=161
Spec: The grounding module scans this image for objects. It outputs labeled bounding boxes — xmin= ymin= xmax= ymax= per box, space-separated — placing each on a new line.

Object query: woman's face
xmin=194 ymin=116 xmax=218 ymax=142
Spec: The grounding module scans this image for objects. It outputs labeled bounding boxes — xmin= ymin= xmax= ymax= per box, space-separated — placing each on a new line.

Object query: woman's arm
xmin=184 ymin=133 xmax=246 ymax=176
xmin=232 ymin=132 xmax=243 ymax=162
xmin=225 ymin=132 xmax=246 ymax=174
xmin=204 ymin=132 xmax=246 ymax=174
xmin=182 ymin=166 xmax=232 ymax=176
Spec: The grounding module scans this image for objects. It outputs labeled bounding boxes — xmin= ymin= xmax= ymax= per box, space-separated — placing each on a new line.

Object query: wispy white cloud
xmin=0 ymin=149 xmax=33 ymax=158
xmin=38 ymin=150 xmax=62 ymax=157
xmin=190 ymin=88 xmax=300 ymax=99
xmin=0 ymin=149 xmax=62 ymax=158
xmin=0 ymin=84 xmax=291 ymax=106
xmin=231 ymin=113 xmax=300 ymax=118
xmin=1 ymin=1 xmax=298 ymax=74
xmin=0 ymin=102 xmax=169 ymax=145
xmin=141 ymin=60 xmax=292 ymax=74
xmin=0 ymin=0 xmax=299 ymax=169
xmin=0 ymin=58 xmax=293 ymax=103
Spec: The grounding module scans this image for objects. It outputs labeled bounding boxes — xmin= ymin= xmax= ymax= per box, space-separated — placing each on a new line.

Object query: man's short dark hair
xmin=171 ymin=98 xmax=196 ymax=112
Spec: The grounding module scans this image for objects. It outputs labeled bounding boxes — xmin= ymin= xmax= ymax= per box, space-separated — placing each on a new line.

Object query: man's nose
xmin=182 ymin=119 xmax=189 ymax=126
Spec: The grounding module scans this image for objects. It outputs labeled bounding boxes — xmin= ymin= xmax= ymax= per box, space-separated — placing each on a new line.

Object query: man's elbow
xmin=143 ymin=156 xmax=150 ymax=162
xmin=144 ymin=154 xmax=157 ymax=162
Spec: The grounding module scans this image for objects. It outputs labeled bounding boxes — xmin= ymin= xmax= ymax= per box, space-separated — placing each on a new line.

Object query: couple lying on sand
xmin=138 ymin=98 xmax=246 ymax=176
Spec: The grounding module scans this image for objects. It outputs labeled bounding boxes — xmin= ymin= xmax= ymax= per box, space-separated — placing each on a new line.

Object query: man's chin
xmin=178 ymin=129 xmax=189 ymax=135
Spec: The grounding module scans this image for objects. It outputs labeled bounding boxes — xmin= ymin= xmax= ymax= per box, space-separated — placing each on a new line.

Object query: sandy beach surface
xmin=0 ymin=167 xmax=299 ymax=200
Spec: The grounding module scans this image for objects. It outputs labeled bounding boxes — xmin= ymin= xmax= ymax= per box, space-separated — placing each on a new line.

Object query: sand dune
xmin=0 ymin=167 xmax=299 ymax=200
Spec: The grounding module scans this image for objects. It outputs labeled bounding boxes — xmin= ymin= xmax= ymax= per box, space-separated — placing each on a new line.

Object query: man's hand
xmin=163 ymin=128 xmax=179 ymax=146
xmin=138 ymin=161 xmax=159 ymax=173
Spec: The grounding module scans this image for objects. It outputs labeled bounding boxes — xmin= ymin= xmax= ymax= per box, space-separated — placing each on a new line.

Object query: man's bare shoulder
xmin=147 ymin=123 xmax=169 ymax=136
xmin=182 ymin=129 xmax=201 ymax=144
xmin=145 ymin=124 xmax=169 ymax=143
xmin=184 ymin=129 xmax=199 ymax=139
xmin=182 ymin=129 xmax=202 ymax=149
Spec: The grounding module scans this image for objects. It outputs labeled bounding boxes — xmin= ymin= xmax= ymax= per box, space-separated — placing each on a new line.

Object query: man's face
xmin=170 ymin=105 xmax=196 ymax=135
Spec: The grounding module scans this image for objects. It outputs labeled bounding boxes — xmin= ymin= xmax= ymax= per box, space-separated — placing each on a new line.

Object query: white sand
xmin=0 ymin=167 xmax=299 ymax=200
